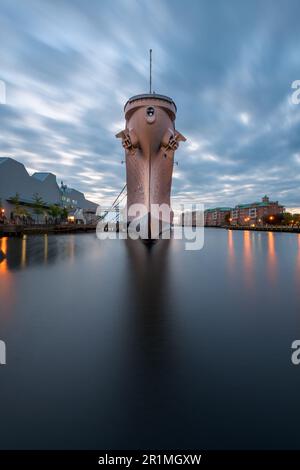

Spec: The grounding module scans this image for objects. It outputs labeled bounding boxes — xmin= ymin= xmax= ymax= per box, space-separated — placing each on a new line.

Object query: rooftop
xmin=32 ymin=172 xmax=55 ymax=182
xmin=205 ymin=207 xmax=232 ymax=213
xmin=235 ymin=201 xmax=282 ymax=209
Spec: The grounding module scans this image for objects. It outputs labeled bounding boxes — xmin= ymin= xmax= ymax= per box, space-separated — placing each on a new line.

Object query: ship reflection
xmin=124 ymin=239 xmax=174 ymax=371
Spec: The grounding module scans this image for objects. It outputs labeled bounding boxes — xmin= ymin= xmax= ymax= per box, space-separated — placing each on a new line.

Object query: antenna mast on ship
xmin=149 ymin=49 xmax=152 ymax=94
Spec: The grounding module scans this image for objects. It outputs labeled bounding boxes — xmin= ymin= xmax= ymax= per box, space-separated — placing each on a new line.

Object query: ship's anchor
xmin=116 ymin=128 xmax=139 ymax=156
xmin=161 ymin=129 xmax=186 ymax=159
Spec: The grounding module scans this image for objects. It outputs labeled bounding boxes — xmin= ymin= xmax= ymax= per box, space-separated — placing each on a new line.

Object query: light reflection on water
xmin=1 ymin=229 xmax=300 ymax=449
xmin=243 ymin=230 xmax=254 ymax=289
xmin=297 ymin=235 xmax=300 ymax=279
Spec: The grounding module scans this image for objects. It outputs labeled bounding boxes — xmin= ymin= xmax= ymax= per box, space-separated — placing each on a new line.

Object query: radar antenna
xmin=149 ymin=49 xmax=152 ymax=94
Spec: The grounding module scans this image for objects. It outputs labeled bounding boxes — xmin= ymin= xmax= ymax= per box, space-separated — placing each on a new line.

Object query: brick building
xmin=230 ymin=195 xmax=284 ymax=225
xmin=204 ymin=207 xmax=232 ymax=226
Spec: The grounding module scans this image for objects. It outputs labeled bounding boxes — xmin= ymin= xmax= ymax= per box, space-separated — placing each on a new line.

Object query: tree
xmin=9 ymin=192 xmax=26 ymax=218
xmin=61 ymin=207 xmax=69 ymax=221
xmin=18 ymin=207 xmax=29 ymax=218
xmin=0 ymin=198 xmax=4 ymax=222
xmin=293 ymin=214 xmax=300 ymax=226
xmin=263 ymin=213 xmax=284 ymax=225
xmin=32 ymin=193 xmax=45 ymax=223
xmin=48 ymin=205 xmax=62 ymax=224
xmin=224 ymin=213 xmax=231 ymax=225
xmin=10 ymin=192 xmax=20 ymax=212
xmin=282 ymin=212 xmax=294 ymax=226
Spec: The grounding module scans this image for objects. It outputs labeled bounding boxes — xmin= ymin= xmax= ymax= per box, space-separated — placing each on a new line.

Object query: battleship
xmin=116 ymin=50 xmax=186 ymax=239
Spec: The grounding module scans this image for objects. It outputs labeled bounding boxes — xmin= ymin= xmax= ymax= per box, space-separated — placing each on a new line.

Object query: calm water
xmin=0 ymin=229 xmax=300 ymax=450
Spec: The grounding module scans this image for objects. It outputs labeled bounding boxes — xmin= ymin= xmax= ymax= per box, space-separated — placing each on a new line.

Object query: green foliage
xmin=32 ymin=193 xmax=46 ymax=223
xmin=9 ymin=192 xmax=27 ymax=216
xmin=263 ymin=213 xmax=284 ymax=225
xmin=281 ymin=212 xmax=300 ymax=225
xmin=61 ymin=207 xmax=69 ymax=220
xmin=10 ymin=192 xmax=20 ymax=209
xmin=282 ymin=212 xmax=293 ymax=225
xmin=17 ymin=206 xmax=29 ymax=217
xmin=224 ymin=213 xmax=231 ymax=224
xmin=32 ymin=193 xmax=44 ymax=215
xmin=48 ymin=204 xmax=62 ymax=219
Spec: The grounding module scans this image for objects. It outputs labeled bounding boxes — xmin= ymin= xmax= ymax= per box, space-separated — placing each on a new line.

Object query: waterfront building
xmin=230 ymin=195 xmax=285 ymax=225
xmin=0 ymin=157 xmax=97 ymax=222
xmin=204 ymin=207 xmax=232 ymax=226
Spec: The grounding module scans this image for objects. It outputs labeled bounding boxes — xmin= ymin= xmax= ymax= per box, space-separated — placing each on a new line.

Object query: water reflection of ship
xmin=125 ymin=238 xmax=170 ymax=314
xmin=124 ymin=238 xmax=175 ymax=369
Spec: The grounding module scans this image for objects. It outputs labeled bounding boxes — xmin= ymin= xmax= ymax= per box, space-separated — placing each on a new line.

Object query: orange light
xmin=269 ymin=216 xmax=274 ymax=221
xmin=68 ymin=215 xmax=75 ymax=222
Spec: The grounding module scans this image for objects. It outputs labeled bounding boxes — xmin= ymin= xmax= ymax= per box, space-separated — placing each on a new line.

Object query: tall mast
xmin=149 ymin=49 xmax=152 ymax=94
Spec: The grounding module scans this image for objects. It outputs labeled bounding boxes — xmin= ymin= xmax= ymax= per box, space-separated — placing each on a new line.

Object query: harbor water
xmin=0 ymin=228 xmax=300 ymax=449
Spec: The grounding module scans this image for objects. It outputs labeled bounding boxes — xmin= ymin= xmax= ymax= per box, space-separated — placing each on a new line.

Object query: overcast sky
xmin=1 ymin=0 xmax=300 ymax=209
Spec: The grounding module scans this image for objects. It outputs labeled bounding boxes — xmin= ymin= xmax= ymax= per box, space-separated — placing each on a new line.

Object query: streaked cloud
xmin=1 ymin=0 xmax=300 ymax=208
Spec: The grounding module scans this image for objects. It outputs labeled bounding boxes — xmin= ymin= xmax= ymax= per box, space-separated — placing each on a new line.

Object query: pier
xmin=219 ymin=225 xmax=300 ymax=233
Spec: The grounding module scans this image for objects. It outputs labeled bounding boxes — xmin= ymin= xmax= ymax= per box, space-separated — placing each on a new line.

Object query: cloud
xmin=1 ymin=0 xmax=300 ymax=207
